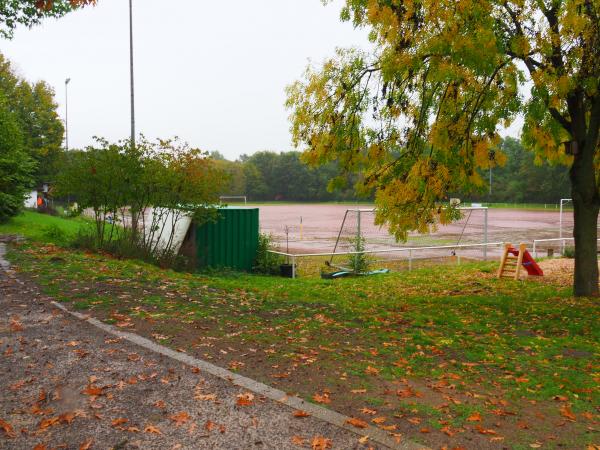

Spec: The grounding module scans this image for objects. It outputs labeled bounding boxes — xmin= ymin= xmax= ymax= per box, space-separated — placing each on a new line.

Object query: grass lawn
xmin=2 ymin=212 xmax=599 ymax=449
xmin=0 ymin=210 xmax=88 ymax=244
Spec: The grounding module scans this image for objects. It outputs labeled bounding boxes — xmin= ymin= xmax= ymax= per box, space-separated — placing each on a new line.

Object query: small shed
xmin=180 ymin=207 xmax=259 ymax=272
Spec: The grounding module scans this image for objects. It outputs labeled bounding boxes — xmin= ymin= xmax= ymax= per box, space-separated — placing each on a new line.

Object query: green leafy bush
xmin=42 ymin=224 xmax=68 ymax=245
xmin=253 ymin=233 xmax=283 ymax=274
xmin=347 ymin=234 xmax=372 ymax=274
xmin=563 ymin=246 xmax=575 ymax=258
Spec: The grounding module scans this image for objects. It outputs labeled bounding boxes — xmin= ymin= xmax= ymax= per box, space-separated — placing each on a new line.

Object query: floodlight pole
xmin=64 ymin=78 xmax=70 ymax=151
xmin=129 ymin=0 xmax=136 ymax=148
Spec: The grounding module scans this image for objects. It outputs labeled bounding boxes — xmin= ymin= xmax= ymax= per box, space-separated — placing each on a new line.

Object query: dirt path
xmin=0 ymin=245 xmax=418 ymax=450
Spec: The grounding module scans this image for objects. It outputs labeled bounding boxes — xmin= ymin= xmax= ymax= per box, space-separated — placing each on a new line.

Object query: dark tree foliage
xmin=0 ymin=53 xmax=64 ymax=184
xmin=220 ymin=151 xmax=360 ymax=202
xmin=218 ymin=141 xmax=569 ymax=204
xmin=0 ymin=0 xmax=94 ymax=39
xmin=0 ymin=93 xmax=35 ymax=222
xmin=466 ymin=137 xmax=570 ymax=204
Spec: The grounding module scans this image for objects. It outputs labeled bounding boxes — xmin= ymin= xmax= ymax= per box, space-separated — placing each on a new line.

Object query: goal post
xmin=219 ymin=195 xmax=247 ymax=205
xmin=329 ymin=206 xmax=490 ymax=269
xmin=559 ymin=198 xmax=572 ymax=242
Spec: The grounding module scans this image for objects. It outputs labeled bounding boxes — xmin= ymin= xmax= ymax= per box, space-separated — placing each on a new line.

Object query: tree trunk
xmin=570 ymin=137 xmax=600 ymax=297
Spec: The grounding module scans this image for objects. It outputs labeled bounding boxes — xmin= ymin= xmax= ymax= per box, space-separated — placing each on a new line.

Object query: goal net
xmin=327 ymin=207 xmax=489 ymax=272
xmin=219 ymin=195 xmax=247 ymax=205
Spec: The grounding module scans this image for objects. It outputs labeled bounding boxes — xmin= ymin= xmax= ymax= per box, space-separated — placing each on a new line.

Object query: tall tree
xmin=0 ymin=93 xmax=35 ymax=222
xmin=287 ymin=0 xmax=600 ymax=296
xmin=0 ymin=0 xmax=95 ymax=39
xmin=0 ymin=53 xmax=64 ymax=184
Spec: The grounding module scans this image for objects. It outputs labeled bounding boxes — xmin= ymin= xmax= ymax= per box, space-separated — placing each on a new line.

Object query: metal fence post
xmin=533 ymin=240 xmax=537 ymax=259
xmin=292 ymin=255 xmax=296 ymax=279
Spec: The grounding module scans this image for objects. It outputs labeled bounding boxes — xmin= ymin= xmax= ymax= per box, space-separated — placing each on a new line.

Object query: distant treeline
xmin=215 ymin=137 xmax=570 ymax=204
xmin=463 ymin=137 xmax=570 ymax=204
xmin=213 ymin=151 xmax=360 ymax=202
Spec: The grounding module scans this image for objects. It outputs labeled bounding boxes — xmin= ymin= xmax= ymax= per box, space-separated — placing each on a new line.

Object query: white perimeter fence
xmin=269 ymin=238 xmax=600 ymax=279
xmin=269 ymin=241 xmax=507 ymax=279
xmin=533 ymin=237 xmax=600 ymax=259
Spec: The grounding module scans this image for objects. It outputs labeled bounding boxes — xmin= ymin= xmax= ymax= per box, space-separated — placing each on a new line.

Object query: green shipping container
xmin=195 ymin=207 xmax=259 ymax=271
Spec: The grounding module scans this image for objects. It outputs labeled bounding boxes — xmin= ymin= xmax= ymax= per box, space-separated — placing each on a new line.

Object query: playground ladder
xmin=497 ymin=243 xmax=544 ymax=279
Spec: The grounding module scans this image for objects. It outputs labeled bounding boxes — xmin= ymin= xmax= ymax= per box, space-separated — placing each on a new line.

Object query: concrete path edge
xmin=51 ymin=301 xmax=428 ymax=450
xmin=0 ymin=242 xmax=427 ymax=450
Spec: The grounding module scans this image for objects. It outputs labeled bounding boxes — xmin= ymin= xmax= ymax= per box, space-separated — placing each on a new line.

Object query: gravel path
xmin=0 ymin=244 xmax=422 ymax=450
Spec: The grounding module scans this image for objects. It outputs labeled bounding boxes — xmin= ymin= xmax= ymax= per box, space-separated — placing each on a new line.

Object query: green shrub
xmin=253 ymin=233 xmax=283 ymax=274
xmin=563 ymin=246 xmax=575 ymax=258
xmin=346 ymin=234 xmax=372 ymax=274
xmin=42 ymin=224 xmax=68 ymax=245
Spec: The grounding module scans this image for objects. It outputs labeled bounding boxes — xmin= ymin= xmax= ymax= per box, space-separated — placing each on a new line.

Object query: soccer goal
xmin=559 ymin=198 xmax=573 ymax=241
xmin=219 ymin=195 xmax=247 ymax=205
xmin=327 ymin=206 xmax=490 ymax=272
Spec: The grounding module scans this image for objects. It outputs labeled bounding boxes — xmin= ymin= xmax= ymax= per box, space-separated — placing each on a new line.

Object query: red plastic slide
xmin=507 ymin=248 xmax=544 ymax=276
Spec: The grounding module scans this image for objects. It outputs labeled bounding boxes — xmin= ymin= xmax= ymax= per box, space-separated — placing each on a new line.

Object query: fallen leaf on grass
xmin=291 ymin=435 xmax=306 ymax=446
xmin=467 ymin=412 xmax=482 ymax=422
xmin=204 ymin=420 xmax=216 ymax=432
xmin=144 ymin=425 xmax=162 ymax=434
xmin=293 ymin=410 xmax=310 ymax=418
xmin=169 ymin=412 xmax=191 ymax=426
xmin=365 ymin=366 xmax=380 ymax=376
xmin=360 ymin=408 xmax=377 ymax=415
xmin=33 ymin=444 xmax=47 ymax=450
xmin=372 ymin=417 xmax=386 ymax=424
xmin=346 ymin=417 xmax=368 ymax=429
xmin=396 ymin=387 xmax=422 ymax=398
xmin=515 ymin=376 xmax=529 ymax=383
xmin=440 ymin=426 xmax=456 ymax=437
xmin=312 ymin=392 xmax=331 ymax=404
xmin=351 ymin=389 xmax=367 ymax=394
xmin=0 ymin=418 xmax=16 ymax=438
xmin=475 ymin=425 xmax=497 ymax=435
xmin=236 ymin=393 xmax=254 ymax=406
xmin=420 ymin=427 xmax=430 ymax=433
xmin=560 ymin=406 xmax=576 ymax=421
xmin=111 ymin=418 xmax=128 ymax=427
xmin=153 ymin=400 xmax=166 ymax=409
xmin=311 ymin=436 xmax=332 ymax=449
xmin=407 ymin=417 xmax=421 ymax=425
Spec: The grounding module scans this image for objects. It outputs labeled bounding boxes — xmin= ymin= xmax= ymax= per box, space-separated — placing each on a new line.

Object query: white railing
xmin=532 ymin=237 xmax=600 ymax=258
xmin=268 ymin=241 xmax=505 ymax=279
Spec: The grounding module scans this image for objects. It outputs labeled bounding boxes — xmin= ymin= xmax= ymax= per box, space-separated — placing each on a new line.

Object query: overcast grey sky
xmin=1 ymin=0 xmax=372 ymax=159
xmin=2 ymin=0 xmax=521 ymax=160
